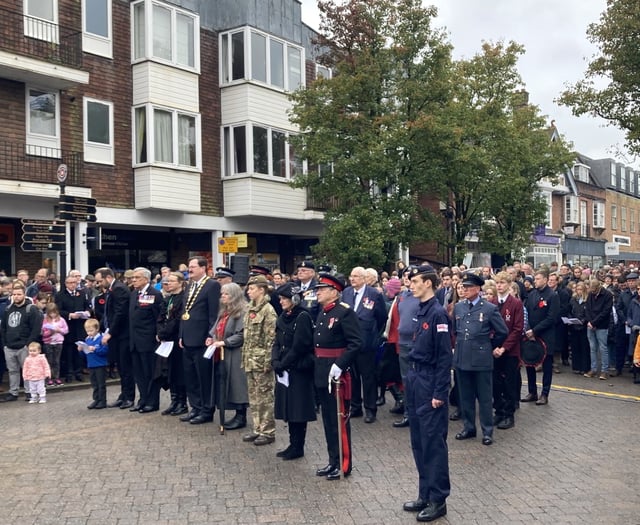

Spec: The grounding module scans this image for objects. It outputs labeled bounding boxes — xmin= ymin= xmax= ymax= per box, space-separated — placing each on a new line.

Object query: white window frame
xmin=610 ymin=162 xmax=617 ymax=186
xmin=83 ymin=97 xmax=114 ymax=165
xmin=621 ymin=206 xmax=627 ymax=232
xmin=82 ymin=0 xmax=112 ymax=58
xmin=26 ymin=86 xmax=60 ymax=157
xmin=621 ymin=168 xmax=628 ymax=192
xmin=611 ymin=204 xmax=618 ymax=230
xmin=221 ymin=123 xmax=300 ymax=179
xmin=130 ymin=0 xmax=200 ymax=73
xmin=541 ymin=191 xmax=552 ymax=229
xmin=564 ymin=195 xmax=578 ymax=224
xmin=132 ymin=103 xmax=201 ymax=170
xmin=631 ymin=171 xmax=636 ymax=195
xmin=631 ymin=209 xmax=636 ymax=233
xmin=219 ymin=27 xmax=305 ymax=92
xmin=579 ymin=200 xmax=587 ymax=237
xmin=593 ymin=201 xmax=605 ymax=229
xmin=316 ymin=63 xmax=332 ymax=80
xmin=24 ymin=0 xmax=58 ymax=43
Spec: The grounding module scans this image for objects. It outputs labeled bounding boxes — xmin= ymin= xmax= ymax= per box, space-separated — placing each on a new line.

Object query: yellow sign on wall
xmin=234 ymin=234 xmax=248 ymax=248
xmin=217 ymin=237 xmax=238 ymax=253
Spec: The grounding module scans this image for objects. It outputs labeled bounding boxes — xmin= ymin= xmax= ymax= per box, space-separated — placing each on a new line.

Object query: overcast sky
xmin=300 ymin=0 xmax=637 ymax=167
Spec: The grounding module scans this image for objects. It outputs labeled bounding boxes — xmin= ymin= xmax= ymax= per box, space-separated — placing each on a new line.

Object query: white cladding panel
xmin=135 ymin=166 xmax=201 ymax=212
xmin=223 ymin=176 xmax=307 ymax=219
xmin=221 ymin=84 xmax=295 ymax=130
xmin=132 ymin=62 xmax=199 ymax=112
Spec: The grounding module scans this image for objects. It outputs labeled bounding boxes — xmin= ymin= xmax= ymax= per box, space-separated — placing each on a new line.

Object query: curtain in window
xmin=154 ymin=109 xmax=172 ymax=163
xmin=178 ymin=114 xmax=195 ymax=166
xmin=135 ymin=107 xmax=147 ymax=163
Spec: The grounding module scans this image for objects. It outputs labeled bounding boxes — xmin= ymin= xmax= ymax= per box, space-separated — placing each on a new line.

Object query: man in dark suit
xmin=452 ymin=273 xmax=508 ymax=446
xmin=129 ymin=267 xmax=164 ymax=413
xmin=343 ymin=266 xmax=387 ymax=423
xmin=294 ymin=260 xmax=319 ymax=318
xmin=179 ymin=256 xmax=220 ymax=425
xmin=522 ymin=269 xmax=560 ymax=406
xmin=55 ymin=274 xmax=91 ymax=382
xmin=95 ymin=267 xmax=135 ymax=409
xmin=490 ymin=271 xmax=524 ymax=430
xmin=435 ymin=268 xmax=453 ymax=308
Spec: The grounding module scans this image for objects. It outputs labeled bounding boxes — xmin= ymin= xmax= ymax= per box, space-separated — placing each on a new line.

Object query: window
xmin=621 ymin=168 xmax=628 ymax=192
xmin=24 ymin=0 xmax=58 ymax=42
xmin=610 ymin=162 xmax=617 ymax=186
xmin=222 ymin=123 xmax=298 ymax=178
xmin=572 ymin=164 xmax=589 ymax=183
xmin=26 ymin=87 xmax=60 ymax=156
xmin=220 ymin=27 xmax=304 ymax=91
xmin=131 ymin=0 xmax=199 ymax=71
xmin=580 ymin=200 xmax=587 ymax=237
xmin=83 ymin=98 xmax=113 ymax=164
xmin=631 ymin=171 xmax=636 ymax=195
xmin=593 ymin=202 xmax=605 ymax=228
xmin=621 ymin=206 xmax=627 ymax=232
xmin=631 ymin=209 xmax=636 ymax=233
xmin=611 ymin=204 xmax=617 ymax=230
xmin=316 ymin=64 xmax=331 ymax=80
xmin=540 ymin=191 xmax=552 ymax=229
xmin=564 ymin=195 xmax=578 ymax=224
xmin=133 ymin=104 xmax=200 ymax=169
xmin=83 ymin=0 xmax=112 ymax=57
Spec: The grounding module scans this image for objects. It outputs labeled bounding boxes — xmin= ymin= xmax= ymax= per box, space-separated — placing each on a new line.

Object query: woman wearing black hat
xmin=271 ymin=282 xmax=317 ymax=459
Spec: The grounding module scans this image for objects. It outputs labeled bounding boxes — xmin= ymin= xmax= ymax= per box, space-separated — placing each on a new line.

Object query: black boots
xmin=376 ymin=386 xmax=386 ymax=406
xmin=170 ymin=392 xmax=188 ymax=416
xmin=389 ymin=385 xmax=404 ymax=414
xmin=162 ymin=393 xmax=179 ymax=415
xmin=281 ymin=422 xmax=306 ymax=460
xmin=223 ymin=407 xmax=247 ymax=430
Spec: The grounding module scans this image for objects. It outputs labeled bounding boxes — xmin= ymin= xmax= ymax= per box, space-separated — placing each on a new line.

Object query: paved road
xmin=1 ymin=367 xmax=639 ymax=525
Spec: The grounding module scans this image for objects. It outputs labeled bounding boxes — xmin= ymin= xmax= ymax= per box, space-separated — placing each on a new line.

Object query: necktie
xmin=499 ymin=300 xmax=505 ymax=312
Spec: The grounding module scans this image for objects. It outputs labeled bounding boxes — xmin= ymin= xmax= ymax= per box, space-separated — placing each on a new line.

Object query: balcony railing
xmin=0 ymin=142 xmax=84 ymax=186
xmin=0 ymin=7 xmax=83 ymax=69
xmin=305 ymin=187 xmax=338 ymax=211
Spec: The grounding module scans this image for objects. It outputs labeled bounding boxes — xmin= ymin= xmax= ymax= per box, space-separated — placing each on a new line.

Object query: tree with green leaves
xmin=289 ymin=0 xmax=452 ymax=272
xmin=559 ymin=0 xmax=640 ymax=155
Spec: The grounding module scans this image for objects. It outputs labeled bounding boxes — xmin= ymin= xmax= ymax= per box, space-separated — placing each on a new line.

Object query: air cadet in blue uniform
xmin=402 ymin=265 xmax=452 ymax=523
xmin=452 ymin=273 xmax=508 ymax=446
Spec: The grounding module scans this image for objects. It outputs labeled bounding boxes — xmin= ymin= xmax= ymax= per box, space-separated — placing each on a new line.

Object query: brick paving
xmin=0 ymin=366 xmax=639 ymax=525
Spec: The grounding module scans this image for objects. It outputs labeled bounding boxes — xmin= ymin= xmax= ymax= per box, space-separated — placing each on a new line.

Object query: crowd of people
xmin=1 ymin=258 xmax=640 ymax=523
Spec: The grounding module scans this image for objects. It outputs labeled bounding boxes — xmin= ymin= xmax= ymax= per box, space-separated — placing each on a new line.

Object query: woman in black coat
xmin=271 ymin=282 xmax=317 ymax=460
xmin=568 ymin=281 xmax=590 ymax=374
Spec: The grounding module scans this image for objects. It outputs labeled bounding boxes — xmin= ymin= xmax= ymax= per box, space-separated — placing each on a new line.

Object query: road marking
xmin=545 ymin=383 xmax=640 ymax=402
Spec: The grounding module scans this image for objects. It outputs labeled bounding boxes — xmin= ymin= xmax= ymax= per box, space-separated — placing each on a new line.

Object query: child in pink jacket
xmin=42 ymin=303 xmax=69 ymax=386
xmin=22 ymin=342 xmax=52 ymax=404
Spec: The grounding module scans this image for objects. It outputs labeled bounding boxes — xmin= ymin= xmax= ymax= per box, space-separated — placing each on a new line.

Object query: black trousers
xmin=111 ymin=336 xmax=135 ymax=402
xmin=132 ymin=351 xmax=159 ymax=408
xmin=183 ymin=345 xmax=214 ymax=417
xmin=493 ymin=355 xmax=519 ymax=419
xmin=456 ymin=369 xmax=493 ymax=437
xmin=406 ymin=367 xmax=450 ymax=504
xmin=90 ymin=366 xmax=107 ymax=404
xmin=317 ymin=385 xmax=352 ymax=473
xmin=350 ymin=351 xmax=377 ymax=413
xmin=526 ymin=353 xmax=553 ymax=397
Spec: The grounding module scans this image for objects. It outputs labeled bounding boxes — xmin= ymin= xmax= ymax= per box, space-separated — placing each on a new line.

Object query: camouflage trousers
xmin=246 ymin=370 xmax=275 ymax=437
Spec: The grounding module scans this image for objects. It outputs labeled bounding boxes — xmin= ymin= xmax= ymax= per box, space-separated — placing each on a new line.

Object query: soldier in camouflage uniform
xmin=241 ymin=275 xmax=278 ymax=446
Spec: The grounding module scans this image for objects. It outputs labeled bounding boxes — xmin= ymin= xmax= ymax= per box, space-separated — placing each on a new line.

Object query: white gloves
xmin=329 ymin=363 xmax=342 ymax=380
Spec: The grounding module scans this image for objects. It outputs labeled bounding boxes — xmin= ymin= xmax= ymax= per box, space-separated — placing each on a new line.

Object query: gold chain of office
xmin=181 ymin=276 xmax=210 ymax=320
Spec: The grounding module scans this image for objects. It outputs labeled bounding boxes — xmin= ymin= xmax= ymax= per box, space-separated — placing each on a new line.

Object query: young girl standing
xmin=42 ymin=303 xmax=69 ymax=386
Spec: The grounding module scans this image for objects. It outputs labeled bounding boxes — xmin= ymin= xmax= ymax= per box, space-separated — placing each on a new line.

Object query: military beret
xmin=297 ymin=260 xmax=315 ymax=270
xmin=626 ymin=272 xmax=638 ymax=280
xmin=215 ymin=267 xmax=235 ymax=279
xmin=247 ymin=275 xmax=270 ymax=287
xmin=409 ymin=264 xmax=436 ymax=277
xmin=250 ymin=265 xmax=271 ymax=277
xmin=314 ymin=272 xmax=345 ymax=292
xmin=317 ymin=264 xmax=332 ymax=273
xmin=277 ymin=282 xmax=302 ymax=299
xmin=461 ymin=272 xmax=484 ymax=287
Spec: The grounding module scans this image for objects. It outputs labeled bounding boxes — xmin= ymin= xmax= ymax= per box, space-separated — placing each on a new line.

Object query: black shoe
xmin=493 ymin=415 xmax=504 ymax=426
xmin=350 ymin=407 xmax=363 ymax=418
xmin=129 ymin=404 xmax=143 ymax=412
xmin=180 ymin=410 xmax=200 ymax=422
xmin=254 ymin=435 xmax=275 ymax=446
xmin=364 ymin=410 xmax=376 ymax=424
xmin=0 ymin=393 xmax=18 ymax=402
xmin=109 ymin=399 xmax=123 ymax=408
xmin=242 ymin=432 xmax=259 ymax=442
xmin=119 ymin=400 xmax=134 ymax=410
xmin=417 ymin=502 xmax=447 ymax=522
xmin=161 ymin=402 xmax=178 ymax=415
xmin=189 ymin=415 xmax=213 ymax=424
xmin=497 ymin=417 xmax=514 ymax=430
xmin=393 ymin=417 xmax=410 ymax=428
xmin=170 ymin=404 xmax=188 ymax=416
xmin=376 ymin=395 xmax=386 ymax=406
xmin=139 ymin=405 xmax=158 ymax=413
xmin=24 ymin=394 xmax=31 ymax=402
xmin=87 ymin=401 xmax=98 ymax=409
xmin=482 ymin=436 xmax=493 ymax=446
xmin=449 ymin=410 xmax=461 ymax=421
xmin=223 ymin=415 xmax=247 ymax=430
xmin=403 ymin=499 xmax=428 ymax=512
xmin=75 ymin=374 xmax=84 ymax=382
xmin=389 ymin=401 xmax=404 ymax=414
xmin=520 ymin=393 xmax=538 ymax=403
xmin=316 ymin=464 xmax=336 ymax=477
xmin=282 ymin=449 xmax=304 ymax=460
xmin=276 ymin=445 xmax=293 ymax=458
xmin=326 ymin=467 xmax=345 ymax=480
xmin=455 ymin=430 xmax=476 ymax=440
xmin=94 ymin=402 xmax=107 ymax=409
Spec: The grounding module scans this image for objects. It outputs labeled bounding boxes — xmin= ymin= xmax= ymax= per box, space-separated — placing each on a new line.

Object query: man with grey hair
xmin=129 ymin=267 xmax=164 ymax=412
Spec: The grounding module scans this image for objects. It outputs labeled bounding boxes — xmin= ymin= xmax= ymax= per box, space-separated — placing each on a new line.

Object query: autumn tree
xmin=559 ymin=0 xmax=640 ymax=155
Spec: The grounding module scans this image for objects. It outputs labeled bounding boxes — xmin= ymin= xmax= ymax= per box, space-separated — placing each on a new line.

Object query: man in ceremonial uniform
xmin=214 ymin=267 xmax=235 ymax=285
xmin=452 ymin=273 xmax=507 ymax=446
xmin=313 ymin=273 xmax=361 ymax=480
xmin=295 ymin=260 xmax=319 ymax=318
xmin=179 ymin=256 xmax=220 ymax=424
xmin=402 ymin=265 xmax=452 ymax=523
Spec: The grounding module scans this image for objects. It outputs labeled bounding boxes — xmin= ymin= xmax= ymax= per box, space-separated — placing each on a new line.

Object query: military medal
xmin=182 ymin=312 xmax=190 ymax=320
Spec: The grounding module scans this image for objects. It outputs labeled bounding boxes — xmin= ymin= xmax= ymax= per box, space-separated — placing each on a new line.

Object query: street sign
xmin=59 ymin=195 xmax=97 ymax=207
xmin=604 ymin=242 xmax=620 ymax=256
xmin=234 ymin=233 xmax=248 ymax=248
xmin=22 ymin=221 xmax=65 ymax=235
xmin=21 ymin=241 xmax=65 ymax=252
xmin=59 ymin=211 xmax=97 ymax=222
xmin=218 ymin=236 xmax=238 ymax=253
xmin=22 ymin=232 xmax=65 ymax=243
xmin=56 ymin=164 xmax=68 ymax=183
xmin=60 ymin=203 xmax=97 ymax=215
